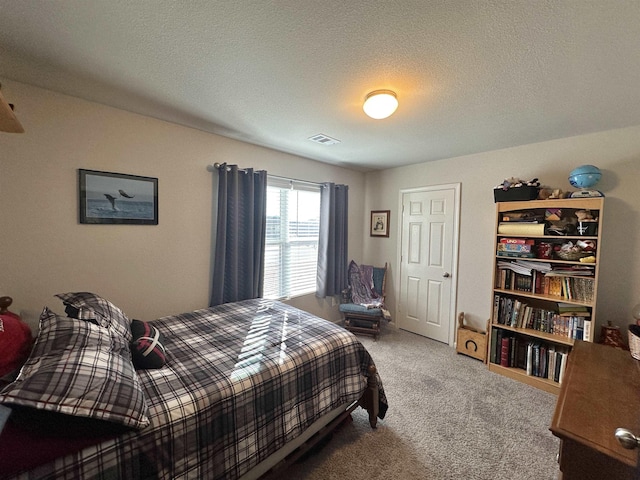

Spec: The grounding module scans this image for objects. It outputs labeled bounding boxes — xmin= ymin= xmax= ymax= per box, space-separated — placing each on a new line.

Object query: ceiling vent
xmin=308 ymin=133 xmax=341 ymax=145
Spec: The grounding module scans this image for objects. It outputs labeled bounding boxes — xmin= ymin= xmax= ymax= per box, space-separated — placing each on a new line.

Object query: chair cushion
xmin=339 ymin=303 xmax=382 ymax=317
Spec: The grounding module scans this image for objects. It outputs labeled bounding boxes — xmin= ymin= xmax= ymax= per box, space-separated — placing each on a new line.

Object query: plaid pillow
xmin=55 ymin=292 xmax=132 ymax=342
xmin=0 ymin=308 xmax=149 ymax=430
xmin=130 ymin=319 xmax=167 ymax=370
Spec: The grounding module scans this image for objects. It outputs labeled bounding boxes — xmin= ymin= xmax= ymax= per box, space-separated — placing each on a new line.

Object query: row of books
xmin=490 ymin=330 xmax=570 ymax=383
xmin=496 ymin=266 xmax=595 ymax=303
xmin=551 ymin=276 xmax=594 ymax=303
xmin=493 ymin=295 xmax=592 ymax=340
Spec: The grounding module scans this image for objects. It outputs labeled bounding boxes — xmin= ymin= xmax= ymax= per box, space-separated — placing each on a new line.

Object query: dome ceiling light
xmin=363 ymin=90 xmax=398 ymax=120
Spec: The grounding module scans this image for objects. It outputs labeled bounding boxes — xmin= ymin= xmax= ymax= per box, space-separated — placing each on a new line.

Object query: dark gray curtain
xmin=210 ymin=164 xmax=267 ymax=306
xmin=316 ymin=183 xmax=349 ymax=298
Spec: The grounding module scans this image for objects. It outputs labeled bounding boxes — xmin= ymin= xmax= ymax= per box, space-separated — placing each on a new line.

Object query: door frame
xmin=395 ymin=183 xmax=461 ymax=347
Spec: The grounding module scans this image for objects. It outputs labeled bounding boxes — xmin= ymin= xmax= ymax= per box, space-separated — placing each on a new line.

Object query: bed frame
xmin=254 ymin=365 xmax=379 ymax=480
xmin=0 ymin=298 xmax=384 ymax=480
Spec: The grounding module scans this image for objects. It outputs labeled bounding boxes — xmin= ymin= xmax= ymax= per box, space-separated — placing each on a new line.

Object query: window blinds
xmin=263 ymin=180 xmax=321 ymax=299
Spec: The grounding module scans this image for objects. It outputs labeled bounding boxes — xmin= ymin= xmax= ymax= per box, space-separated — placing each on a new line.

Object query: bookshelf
xmin=487 ymin=197 xmax=604 ymax=394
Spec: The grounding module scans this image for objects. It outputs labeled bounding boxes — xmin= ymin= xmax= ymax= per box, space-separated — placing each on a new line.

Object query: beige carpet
xmin=285 ymin=325 xmax=560 ymax=480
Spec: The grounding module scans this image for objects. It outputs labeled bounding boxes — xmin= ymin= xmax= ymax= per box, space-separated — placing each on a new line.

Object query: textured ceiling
xmin=1 ymin=1 xmax=640 ymax=171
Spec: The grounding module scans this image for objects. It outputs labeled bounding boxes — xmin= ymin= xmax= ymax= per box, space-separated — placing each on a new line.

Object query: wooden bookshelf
xmin=487 ymin=197 xmax=604 ymax=393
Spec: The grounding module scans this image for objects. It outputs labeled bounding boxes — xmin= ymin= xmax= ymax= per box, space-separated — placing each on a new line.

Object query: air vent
xmin=308 ymin=133 xmax=341 ymax=145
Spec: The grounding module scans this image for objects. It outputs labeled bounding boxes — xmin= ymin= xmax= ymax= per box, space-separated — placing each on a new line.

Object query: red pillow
xmin=0 ymin=310 xmax=32 ymax=378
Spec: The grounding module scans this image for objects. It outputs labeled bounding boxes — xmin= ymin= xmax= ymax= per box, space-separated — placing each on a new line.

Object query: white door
xmin=398 ymin=185 xmax=459 ymax=344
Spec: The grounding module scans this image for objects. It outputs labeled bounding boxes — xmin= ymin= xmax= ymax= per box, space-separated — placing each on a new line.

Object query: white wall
xmin=4 ymin=78 xmax=638 ymax=342
xmin=363 ymin=126 xmax=640 ymax=339
xmin=0 ymin=79 xmax=365 ymax=330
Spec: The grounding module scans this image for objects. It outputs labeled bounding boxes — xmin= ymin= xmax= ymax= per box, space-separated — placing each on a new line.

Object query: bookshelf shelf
xmin=495 ymin=255 xmax=597 ymax=266
xmin=487 ymin=197 xmax=604 ymax=393
xmin=493 ymin=288 xmax=594 ymax=307
xmin=497 ymin=234 xmax=598 ymax=241
xmin=488 ymin=363 xmax=560 ymax=395
xmin=491 ymin=323 xmax=575 ymax=346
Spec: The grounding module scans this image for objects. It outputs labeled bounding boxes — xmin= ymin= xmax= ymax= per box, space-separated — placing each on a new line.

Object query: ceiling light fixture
xmin=363 ymin=90 xmax=398 ymax=120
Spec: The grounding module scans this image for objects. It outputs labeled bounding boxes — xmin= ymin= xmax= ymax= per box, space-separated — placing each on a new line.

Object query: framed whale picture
xmin=79 ymin=169 xmax=158 ymax=225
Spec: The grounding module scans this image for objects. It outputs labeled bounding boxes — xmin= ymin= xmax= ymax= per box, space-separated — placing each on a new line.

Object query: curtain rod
xmin=207 ymin=163 xmax=323 ymax=187
xmin=268 ymin=174 xmax=323 ymax=187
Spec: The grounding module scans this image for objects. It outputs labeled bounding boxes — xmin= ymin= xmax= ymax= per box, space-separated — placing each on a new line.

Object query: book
xmin=584 ymin=319 xmax=592 ymax=341
xmin=558 ymin=352 xmax=568 ymax=384
xmin=509 ymin=337 xmax=517 ymax=367
xmin=558 ymin=302 xmax=589 ymax=314
xmin=574 ymin=317 xmax=584 ymax=340
xmin=490 ymin=328 xmax=498 ymax=364
xmin=539 ymin=344 xmax=547 ymax=378
xmin=510 ymin=299 xmax=522 ymax=327
xmin=498 ymin=297 xmax=506 ymax=324
xmin=522 ymin=306 xmax=532 ymax=329
xmin=516 ymin=340 xmax=527 ymax=370
xmin=494 ymin=329 xmax=504 ymax=364
xmin=533 ymin=343 xmax=540 ymax=377
xmin=554 ymin=351 xmax=562 ymax=383
xmin=547 ymin=346 xmax=556 ymax=381
xmin=500 ymin=337 xmax=510 ymax=367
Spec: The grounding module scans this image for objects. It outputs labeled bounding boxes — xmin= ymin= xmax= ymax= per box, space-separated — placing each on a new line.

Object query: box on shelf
xmin=497 ymin=251 xmax=536 ymax=258
xmin=497 ymin=238 xmax=534 ymax=254
xmin=493 ymin=186 xmax=540 ymax=203
xmin=577 ymin=221 xmax=598 ymax=236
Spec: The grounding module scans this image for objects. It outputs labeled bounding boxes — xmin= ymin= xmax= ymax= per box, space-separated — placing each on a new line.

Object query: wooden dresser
xmin=550 ymin=340 xmax=640 ymax=479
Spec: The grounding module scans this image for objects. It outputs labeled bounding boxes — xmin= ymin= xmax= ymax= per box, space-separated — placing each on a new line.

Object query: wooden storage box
xmin=456 ymin=313 xmax=488 ymax=362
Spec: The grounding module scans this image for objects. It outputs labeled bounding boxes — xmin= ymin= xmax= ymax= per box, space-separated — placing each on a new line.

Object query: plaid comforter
xmin=7 ymin=299 xmax=386 ymax=480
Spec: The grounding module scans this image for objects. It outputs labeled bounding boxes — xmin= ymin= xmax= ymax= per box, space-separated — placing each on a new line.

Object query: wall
xmin=4 ymin=78 xmax=638 ymax=342
xmin=0 ymin=79 xmax=365 ymax=330
xmin=363 ymin=126 xmax=640 ymax=340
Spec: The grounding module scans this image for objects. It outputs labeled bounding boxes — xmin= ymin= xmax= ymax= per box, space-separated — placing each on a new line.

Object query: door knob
xmin=443 ymin=272 xmax=450 ymax=278
xmin=615 ymin=428 xmax=640 ymax=449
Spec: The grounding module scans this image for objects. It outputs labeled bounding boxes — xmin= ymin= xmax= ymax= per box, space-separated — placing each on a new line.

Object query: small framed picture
xmin=370 ymin=210 xmax=390 ymax=237
xmin=79 ymin=169 xmax=158 ymax=225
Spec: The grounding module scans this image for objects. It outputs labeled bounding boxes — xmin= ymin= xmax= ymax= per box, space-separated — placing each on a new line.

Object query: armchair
xmin=339 ymin=261 xmax=388 ymax=340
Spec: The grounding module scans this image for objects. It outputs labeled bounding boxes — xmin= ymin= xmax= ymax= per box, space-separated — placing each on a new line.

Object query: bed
xmin=0 ymin=294 xmax=387 ymax=480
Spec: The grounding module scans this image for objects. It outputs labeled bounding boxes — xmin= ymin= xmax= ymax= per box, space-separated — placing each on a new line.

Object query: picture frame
xmin=79 ymin=169 xmax=158 ymax=225
xmin=370 ymin=210 xmax=390 ymax=237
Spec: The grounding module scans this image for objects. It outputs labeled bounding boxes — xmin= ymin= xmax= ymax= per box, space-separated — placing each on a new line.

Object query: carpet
xmin=285 ymin=324 xmax=560 ymax=480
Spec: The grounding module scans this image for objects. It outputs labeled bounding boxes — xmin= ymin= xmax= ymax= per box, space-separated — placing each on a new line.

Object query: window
xmin=263 ymin=177 xmax=321 ymax=299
